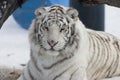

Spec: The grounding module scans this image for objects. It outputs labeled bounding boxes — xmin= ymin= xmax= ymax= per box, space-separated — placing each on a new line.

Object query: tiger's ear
xmin=35 ymin=7 xmax=46 ymax=16
xmin=67 ymin=8 xmax=79 ymax=21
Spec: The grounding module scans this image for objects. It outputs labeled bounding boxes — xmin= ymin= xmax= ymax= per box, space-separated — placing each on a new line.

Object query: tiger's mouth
xmin=41 ymin=45 xmax=59 ymax=51
xmin=48 ymin=47 xmax=56 ymax=51
xmin=42 ymin=45 xmax=65 ymax=52
xmin=40 ymin=40 xmax=67 ymax=52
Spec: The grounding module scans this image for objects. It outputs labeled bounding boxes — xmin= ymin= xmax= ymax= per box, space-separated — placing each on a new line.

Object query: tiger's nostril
xmin=48 ymin=40 xmax=58 ymax=47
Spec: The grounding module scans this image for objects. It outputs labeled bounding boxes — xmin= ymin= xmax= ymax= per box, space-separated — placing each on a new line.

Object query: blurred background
xmin=0 ymin=0 xmax=120 ymax=80
xmin=13 ymin=0 xmax=69 ymax=29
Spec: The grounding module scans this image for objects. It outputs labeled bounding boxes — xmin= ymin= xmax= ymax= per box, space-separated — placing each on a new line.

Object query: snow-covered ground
xmin=0 ymin=16 xmax=30 ymax=69
xmin=0 ymin=4 xmax=120 ymax=80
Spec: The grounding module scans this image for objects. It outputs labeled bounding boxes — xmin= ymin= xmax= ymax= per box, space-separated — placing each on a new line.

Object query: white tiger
xmin=17 ymin=5 xmax=120 ymax=80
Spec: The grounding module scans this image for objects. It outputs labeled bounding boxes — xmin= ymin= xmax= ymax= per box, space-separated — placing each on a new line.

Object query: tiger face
xmin=30 ymin=5 xmax=79 ymax=54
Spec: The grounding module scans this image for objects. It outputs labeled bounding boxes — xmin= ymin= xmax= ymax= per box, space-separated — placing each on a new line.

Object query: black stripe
xmin=96 ymin=34 xmax=108 ymax=78
xmin=57 ymin=8 xmax=65 ymax=14
xmin=43 ymin=57 xmax=68 ymax=69
xmin=97 ymin=33 xmax=119 ymax=78
xmin=111 ymin=40 xmax=119 ymax=75
xmin=58 ymin=19 xmax=64 ymax=23
xmin=31 ymin=51 xmax=43 ymax=74
xmin=68 ymin=36 xmax=74 ymax=46
xmin=23 ymin=71 xmax=27 ymax=80
xmin=41 ymin=15 xmax=46 ymax=22
xmin=90 ymin=34 xmax=102 ymax=78
xmin=68 ymin=24 xmax=75 ymax=46
xmin=112 ymin=53 xmax=119 ymax=75
xmin=65 ymin=26 xmax=69 ymax=38
xmin=27 ymin=63 xmax=34 ymax=80
xmin=105 ymin=42 xmax=112 ymax=77
xmin=66 ymin=17 xmax=70 ymax=24
xmin=53 ymin=65 xmax=74 ymax=80
xmin=70 ymin=68 xmax=78 ymax=80
xmin=88 ymin=33 xmax=97 ymax=66
xmin=103 ymin=35 xmax=112 ymax=77
xmin=50 ymin=5 xmax=64 ymax=10
xmin=114 ymin=40 xmax=120 ymax=50
xmin=71 ymin=24 xmax=75 ymax=36
xmin=48 ymin=8 xmax=56 ymax=12
xmin=97 ymin=34 xmax=113 ymax=77
xmin=101 ymin=35 xmax=110 ymax=77
xmin=34 ymin=20 xmax=38 ymax=34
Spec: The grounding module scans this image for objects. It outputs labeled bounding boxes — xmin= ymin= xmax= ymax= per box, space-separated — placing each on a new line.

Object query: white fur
xmin=17 ymin=5 xmax=120 ymax=80
xmin=17 ymin=5 xmax=89 ymax=80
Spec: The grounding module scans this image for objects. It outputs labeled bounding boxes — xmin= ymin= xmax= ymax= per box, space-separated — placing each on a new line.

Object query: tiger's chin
xmin=45 ymin=50 xmax=60 ymax=56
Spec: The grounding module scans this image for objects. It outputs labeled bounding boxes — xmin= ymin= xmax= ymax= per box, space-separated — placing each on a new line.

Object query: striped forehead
xmin=48 ymin=6 xmax=65 ymax=15
xmin=45 ymin=6 xmax=66 ymax=21
xmin=40 ymin=6 xmax=68 ymax=26
xmin=48 ymin=6 xmax=65 ymax=14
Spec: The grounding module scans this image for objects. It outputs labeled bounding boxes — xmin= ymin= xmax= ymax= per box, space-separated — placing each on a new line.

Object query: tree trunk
xmin=78 ymin=0 xmax=120 ymax=7
xmin=0 ymin=0 xmax=27 ymax=29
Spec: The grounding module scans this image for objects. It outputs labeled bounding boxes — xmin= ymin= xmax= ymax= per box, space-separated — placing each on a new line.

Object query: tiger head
xmin=29 ymin=5 xmax=81 ymax=56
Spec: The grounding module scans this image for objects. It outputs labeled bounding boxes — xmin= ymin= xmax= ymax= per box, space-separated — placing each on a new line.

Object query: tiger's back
xmin=87 ymin=29 xmax=120 ymax=80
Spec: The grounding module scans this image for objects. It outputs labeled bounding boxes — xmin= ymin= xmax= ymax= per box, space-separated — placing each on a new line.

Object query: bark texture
xmin=0 ymin=0 xmax=27 ymax=29
xmin=78 ymin=0 xmax=120 ymax=7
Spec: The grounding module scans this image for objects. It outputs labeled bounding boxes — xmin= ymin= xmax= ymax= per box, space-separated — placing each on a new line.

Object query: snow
xmin=0 ymin=16 xmax=30 ymax=69
xmin=0 ymin=4 xmax=120 ymax=80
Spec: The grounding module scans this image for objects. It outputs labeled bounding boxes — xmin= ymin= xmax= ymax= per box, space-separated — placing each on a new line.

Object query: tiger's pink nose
xmin=48 ymin=40 xmax=58 ymax=47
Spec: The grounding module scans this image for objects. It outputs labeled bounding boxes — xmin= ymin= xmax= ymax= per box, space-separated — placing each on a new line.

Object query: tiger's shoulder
xmin=86 ymin=28 xmax=120 ymax=46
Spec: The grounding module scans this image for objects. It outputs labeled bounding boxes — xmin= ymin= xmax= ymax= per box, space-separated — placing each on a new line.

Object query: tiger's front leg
xmin=54 ymin=67 xmax=88 ymax=80
xmin=70 ymin=68 xmax=88 ymax=80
